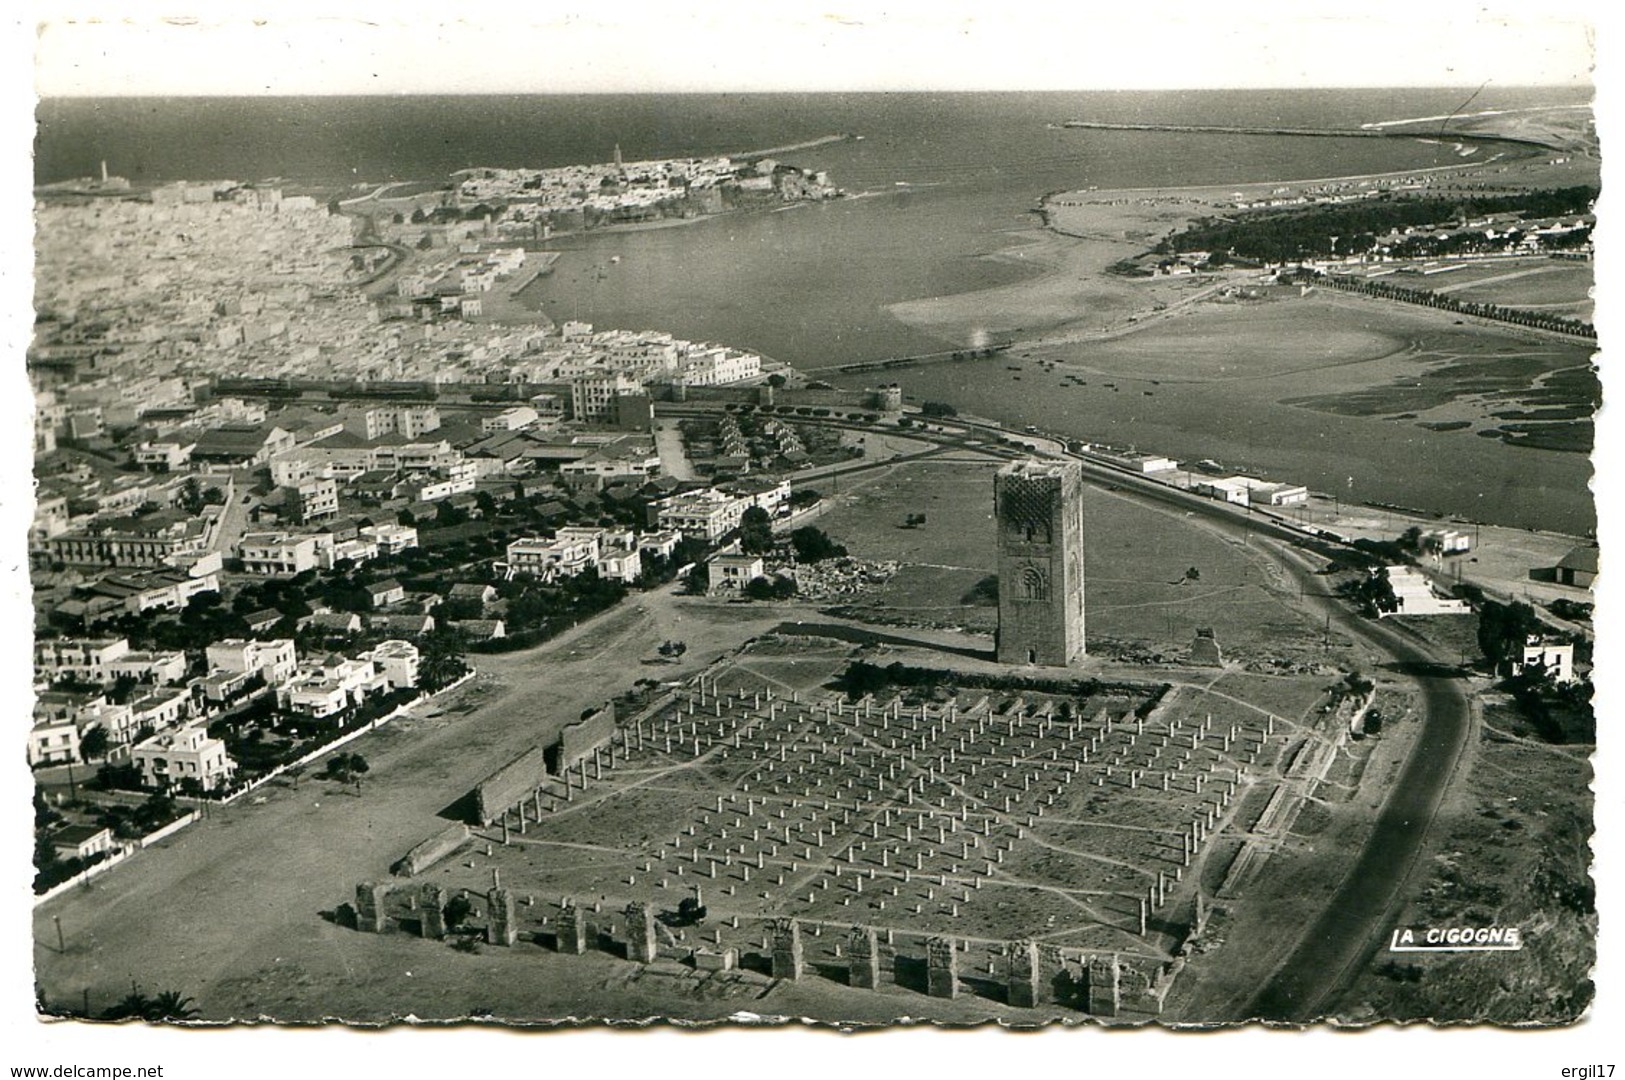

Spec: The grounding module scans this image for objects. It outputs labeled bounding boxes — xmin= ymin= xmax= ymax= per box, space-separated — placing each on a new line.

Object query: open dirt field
xmin=1403 ymin=259 xmax=1594 ymax=320
xmin=1029 ymin=305 xmax=1408 ymax=384
xmin=1165 ymin=674 xmax=1430 ymax=1020
xmin=30 ymin=587 xmax=806 ymax=1024
xmin=813 ymin=458 xmax=1346 ymax=664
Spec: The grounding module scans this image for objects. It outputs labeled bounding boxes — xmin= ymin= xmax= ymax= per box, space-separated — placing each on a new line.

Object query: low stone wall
xmin=651 ymin=383 xmax=901 ymax=412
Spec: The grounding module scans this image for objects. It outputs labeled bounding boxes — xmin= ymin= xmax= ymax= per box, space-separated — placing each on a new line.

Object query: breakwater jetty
xmin=1059 ymin=120 xmax=1555 ymax=151
xmin=735 ymin=133 xmax=857 ymax=160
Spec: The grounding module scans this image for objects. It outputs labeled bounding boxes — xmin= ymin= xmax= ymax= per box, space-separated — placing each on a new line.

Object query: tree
xmin=742 ymin=575 xmax=794 ymax=601
xmin=420 ymin=627 xmax=469 ymax=691
xmin=920 ymin=401 xmax=958 ymax=418
xmin=324 ymin=752 xmax=369 ymax=781
xmin=147 ymin=990 xmax=201 ymax=1021
xmin=79 ymin=726 xmax=109 ymax=761
xmin=187 ymin=589 xmax=224 ymax=612
xmin=135 ymin=791 xmax=178 ymax=830
xmin=739 ymin=506 xmax=774 ymax=555
xmin=1345 ymin=571 xmax=1399 ymax=617
xmin=416 ymin=235 xmax=434 ymax=251
xmin=683 ymin=562 xmax=710 ymax=595
xmin=102 ymin=988 xmax=200 ymax=1022
xmin=790 ymin=526 xmax=847 ymax=564
xmin=34 ymin=819 xmax=97 ymax=891
xmin=437 ymin=596 xmax=485 ymax=622
xmin=102 ymin=990 xmax=152 ymax=1021
xmin=1478 ymin=599 xmax=1542 ymax=675
xmin=107 ymin=674 xmax=142 ymax=705
xmin=178 ymin=477 xmax=205 ymax=514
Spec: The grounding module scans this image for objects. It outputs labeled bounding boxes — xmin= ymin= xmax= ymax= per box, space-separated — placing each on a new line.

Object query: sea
xmin=34 ymin=88 xmax=1596 ymax=532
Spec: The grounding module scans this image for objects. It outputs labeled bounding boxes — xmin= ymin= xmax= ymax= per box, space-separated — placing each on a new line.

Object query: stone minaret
xmin=995 ymin=460 xmax=1086 ymax=666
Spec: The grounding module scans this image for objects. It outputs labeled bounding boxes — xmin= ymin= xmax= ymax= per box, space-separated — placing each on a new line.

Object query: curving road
xmin=1243 ymin=608 xmax=1472 ymax=1022
xmin=1039 ymin=443 xmax=1476 ymax=1022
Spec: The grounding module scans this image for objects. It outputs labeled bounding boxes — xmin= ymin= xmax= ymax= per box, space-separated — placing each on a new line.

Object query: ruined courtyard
xmin=345 ymin=635 xmax=1346 ymax=1018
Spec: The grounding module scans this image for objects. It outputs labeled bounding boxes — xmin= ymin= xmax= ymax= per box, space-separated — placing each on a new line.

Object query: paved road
xmin=203 ymin=470 xmax=251 ymax=556
xmin=1024 ymin=441 xmax=1478 ymax=1022
xmin=1243 ymin=610 xmax=1472 ymax=1021
xmin=650 ymin=421 xmax=697 ymax=481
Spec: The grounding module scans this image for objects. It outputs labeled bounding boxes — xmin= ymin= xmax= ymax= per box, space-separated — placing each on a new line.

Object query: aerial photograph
xmin=10 ymin=2 xmax=1615 ymax=1075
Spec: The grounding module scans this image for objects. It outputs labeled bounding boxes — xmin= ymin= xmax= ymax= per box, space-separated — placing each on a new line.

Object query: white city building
xmin=361 ymin=639 xmax=421 ymax=691
xmin=205 ymin=638 xmax=299 ymax=686
xmin=237 ymin=532 xmax=323 ymax=576
xmin=131 ymin=723 xmax=237 ymax=792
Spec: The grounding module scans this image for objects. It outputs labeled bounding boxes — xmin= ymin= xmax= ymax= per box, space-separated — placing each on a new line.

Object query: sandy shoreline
xmin=881 ymin=149 xmax=1589 ymax=352
xmin=883 ymin=195 xmax=1214 ymax=347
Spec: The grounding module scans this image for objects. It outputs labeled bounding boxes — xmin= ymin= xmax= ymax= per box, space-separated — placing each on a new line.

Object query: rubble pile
xmin=792 ymin=557 xmax=900 ymax=601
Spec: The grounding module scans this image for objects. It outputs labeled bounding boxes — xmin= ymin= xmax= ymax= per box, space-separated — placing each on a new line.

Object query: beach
xmin=882 ymin=152 xmax=1590 ymax=349
xmin=858 ymin=155 xmax=1598 ymax=535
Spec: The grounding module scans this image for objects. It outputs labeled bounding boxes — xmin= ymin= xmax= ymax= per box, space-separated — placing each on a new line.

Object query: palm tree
xmin=102 ymin=986 xmax=200 ymax=1022
xmin=147 ymin=990 xmax=200 ymax=1021
xmin=419 ymin=627 xmax=469 ymax=691
xmin=103 ymin=989 xmax=151 ymax=1021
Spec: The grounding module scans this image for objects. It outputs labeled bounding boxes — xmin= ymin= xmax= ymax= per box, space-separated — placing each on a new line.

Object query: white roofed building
xmin=131 ymin=723 xmax=236 ymax=793
xmin=1381 ymin=566 xmax=1471 ymax=617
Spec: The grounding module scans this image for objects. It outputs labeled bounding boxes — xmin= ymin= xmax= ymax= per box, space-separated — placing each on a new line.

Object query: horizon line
xmin=33 ymin=83 xmax=1595 ymax=99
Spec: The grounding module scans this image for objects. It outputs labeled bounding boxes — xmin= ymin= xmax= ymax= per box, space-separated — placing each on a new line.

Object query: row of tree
xmin=1318 ymin=271 xmax=1596 ymax=339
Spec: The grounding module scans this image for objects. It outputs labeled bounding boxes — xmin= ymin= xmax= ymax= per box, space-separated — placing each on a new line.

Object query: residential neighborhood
xmin=28 ymin=180 xmax=881 ymax=903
